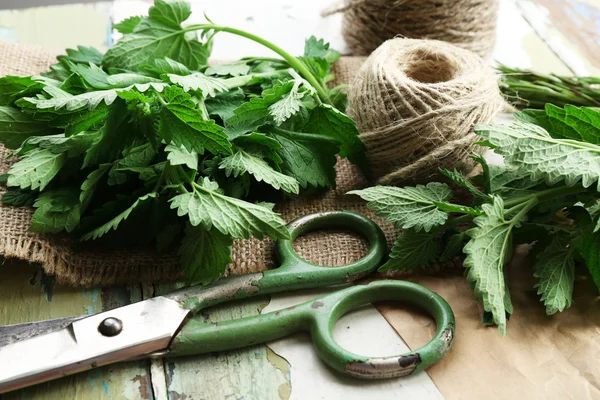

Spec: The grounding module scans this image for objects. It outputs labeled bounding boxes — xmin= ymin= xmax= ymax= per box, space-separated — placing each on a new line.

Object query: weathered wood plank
xmin=0 ymin=259 xmax=153 ymax=400
xmin=151 ymin=283 xmax=291 ymax=400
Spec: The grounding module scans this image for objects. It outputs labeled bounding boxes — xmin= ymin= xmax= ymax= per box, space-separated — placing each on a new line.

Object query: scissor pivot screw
xmin=98 ymin=317 xmax=123 ymax=337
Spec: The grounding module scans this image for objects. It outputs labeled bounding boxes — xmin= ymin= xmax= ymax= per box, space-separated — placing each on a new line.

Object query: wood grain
xmin=0 ymin=259 xmax=153 ymax=400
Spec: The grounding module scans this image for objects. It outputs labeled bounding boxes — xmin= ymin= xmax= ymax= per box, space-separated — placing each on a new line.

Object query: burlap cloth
xmin=0 ymin=41 xmax=461 ymax=287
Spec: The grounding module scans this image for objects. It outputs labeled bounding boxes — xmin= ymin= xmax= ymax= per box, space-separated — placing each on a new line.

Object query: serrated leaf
xmin=109 ymin=142 xmax=157 ymax=185
xmin=0 ymin=76 xmax=44 ymax=106
xmin=7 ymin=148 xmax=66 ymax=190
xmin=268 ymin=88 xmax=304 ymax=125
xmin=299 ymin=104 xmax=366 ymax=168
xmin=167 ymin=73 xmax=229 ymax=97
xmin=0 ymin=106 xmax=58 ymax=149
xmin=83 ymin=99 xmax=139 ymax=167
xmin=303 ymin=36 xmax=340 ymax=63
xmin=80 ymin=164 xmax=110 ymax=211
xmin=349 ymin=183 xmax=453 ymax=232
xmin=17 ymin=132 xmax=99 ymax=158
xmin=58 ymin=46 xmax=103 ymax=65
xmin=169 ymin=178 xmax=290 ymax=240
xmin=31 ymin=187 xmax=81 ymax=233
xmin=433 ymin=202 xmax=483 ymax=216
xmin=233 ymin=132 xmax=283 ymax=164
xmin=1 ymin=188 xmax=37 ymax=207
xmin=463 ymin=196 xmax=515 ymax=335
xmin=440 ymin=168 xmax=490 ymax=201
xmin=21 ymin=82 xmax=166 ymax=112
xmin=267 ymin=129 xmax=338 ymax=188
xmin=545 ymin=104 xmax=600 ymax=144
xmin=578 ymin=232 xmax=600 ymax=292
xmin=534 ymin=237 xmax=575 ymax=314
xmin=166 ymin=144 xmax=198 ymax=170
xmin=151 ymin=57 xmax=191 ymax=75
xmin=219 ymin=149 xmax=299 ymax=193
xmin=205 ymin=62 xmax=251 ymax=77
xmin=113 ymin=15 xmax=143 ymax=34
xmin=81 ymin=192 xmax=158 ymax=240
xmin=477 ymin=121 xmax=600 ymax=190
xmin=205 ymin=88 xmax=245 ymax=121
xmin=178 ymin=224 xmax=233 ymax=285
xmin=102 ymin=0 xmax=209 ymax=70
xmin=158 ymin=86 xmax=231 ymax=155
xmin=379 ymin=230 xmax=441 ymax=271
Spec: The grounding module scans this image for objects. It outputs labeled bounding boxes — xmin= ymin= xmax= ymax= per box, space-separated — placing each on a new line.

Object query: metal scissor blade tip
xmin=0 ymin=315 xmax=83 ymax=348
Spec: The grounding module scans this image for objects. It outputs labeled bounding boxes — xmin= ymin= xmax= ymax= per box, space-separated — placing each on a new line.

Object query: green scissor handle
xmin=169 ymin=280 xmax=455 ymax=379
xmin=169 ymin=210 xmax=388 ymax=312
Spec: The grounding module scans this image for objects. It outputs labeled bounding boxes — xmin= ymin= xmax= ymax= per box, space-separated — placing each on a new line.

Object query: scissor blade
xmin=0 ymin=296 xmax=189 ymax=394
xmin=0 ymin=315 xmax=83 ymax=348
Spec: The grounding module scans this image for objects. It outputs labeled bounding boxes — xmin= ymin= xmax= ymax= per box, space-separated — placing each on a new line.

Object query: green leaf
xmin=158 ymin=86 xmax=231 ymax=155
xmin=440 ymin=231 xmax=468 ymax=262
xmin=476 ymin=121 xmax=600 ymax=190
xmin=205 ymin=62 xmax=251 ymax=77
xmin=178 ymin=224 xmax=233 ymax=285
xmin=578 ymin=232 xmax=600 ymax=292
xmin=1 ymin=188 xmax=37 ymax=207
xmin=31 ymin=187 xmax=81 ymax=233
xmin=108 ymin=142 xmax=157 ymax=185
xmin=113 ymin=15 xmax=143 ymax=34
xmin=20 ymin=82 xmax=166 ymax=112
xmin=233 ymin=132 xmax=283 ymax=164
xmin=84 ymin=99 xmax=139 ymax=167
xmin=545 ymin=104 xmax=600 ymax=144
xmin=165 ymin=144 xmax=198 ymax=170
xmin=268 ymin=87 xmax=304 ymax=125
xmin=17 ymin=132 xmax=98 ymax=158
xmin=0 ymin=76 xmax=44 ymax=106
xmin=169 ymin=178 xmax=290 ymax=240
xmin=102 ymin=0 xmax=209 ymax=70
xmin=514 ymin=109 xmax=552 ymax=134
xmin=299 ymin=104 xmax=366 ymax=168
xmin=7 ymin=148 xmax=66 ymax=190
xmin=80 ymin=164 xmax=110 ymax=211
xmin=167 ymin=73 xmax=229 ymax=98
xmin=151 ymin=57 xmax=191 ymax=75
xmin=463 ymin=196 xmax=515 ymax=335
xmin=348 ymin=183 xmax=453 ymax=232
xmin=205 ymin=88 xmax=245 ymax=121
xmin=219 ymin=149 xmax=299 ymax=193
xmin=0 ymin=106 xmax=58 ymax=149
xmin=80 ymin=192 xmax=158 ymax=240
xmin=433 ymin=202 xmax=483 ymax=216
xmin=534 ymin=237 xmax=575 ymax=314
xmin=57 ymin=46 xmax=103 ymax=65
xmin=267 ymin=129 xmax=339 ymax=188
xmin=69 ymin=62 xmax=161 ymax=90
xmin=439 ymin=168 xmax=490 ymax=201
xmin=303 ymin=36 xmax=340 ymax=63
xmin=379 ymin=230 xmax=441 ymax=271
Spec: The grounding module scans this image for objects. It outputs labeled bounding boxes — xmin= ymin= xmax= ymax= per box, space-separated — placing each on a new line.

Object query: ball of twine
xmin=347 ymin=38 xmax=504 ymax=185
xmin=324 ymin=0 xmax=499 ymax=59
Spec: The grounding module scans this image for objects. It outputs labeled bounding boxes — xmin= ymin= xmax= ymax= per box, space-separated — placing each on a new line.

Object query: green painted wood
xmin=153 ymin=283 xmax=291 ymax=400
xmin=0 ymin=259 xmax=153 ymax=400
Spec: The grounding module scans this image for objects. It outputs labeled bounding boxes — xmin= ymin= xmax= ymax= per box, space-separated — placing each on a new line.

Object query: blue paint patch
xmin=102 ymin=380 xmax=109 ymax=395
xmin=86 ymin=369 xmax=103 ymax=392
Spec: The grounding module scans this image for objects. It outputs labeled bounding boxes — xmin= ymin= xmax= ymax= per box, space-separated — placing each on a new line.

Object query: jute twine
xmin=323 ymin=0 xmax=499 ymax=59
xmin=347 ymin=38 xmax=504 ymax=185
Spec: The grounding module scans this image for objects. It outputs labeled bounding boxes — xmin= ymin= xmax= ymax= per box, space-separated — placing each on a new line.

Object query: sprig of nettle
xmin=0 ymin=0 xmax=366 ymax=285
xmin=350 ymin=103 xmax=600 ymax=335
xmin=497 ymin=64 xmax=600 ymax=109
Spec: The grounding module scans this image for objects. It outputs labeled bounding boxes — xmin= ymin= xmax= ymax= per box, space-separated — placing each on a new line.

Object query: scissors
xmin=0 ymin=211 xmax=455 ymax=394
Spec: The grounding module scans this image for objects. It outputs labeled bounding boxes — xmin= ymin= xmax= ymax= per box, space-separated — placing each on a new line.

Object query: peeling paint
xmin=266 ymin=347 xmax=291 ymax=400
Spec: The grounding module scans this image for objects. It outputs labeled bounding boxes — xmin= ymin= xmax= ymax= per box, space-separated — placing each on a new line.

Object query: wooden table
xmin=0 ymin=0 xmax=598 ymax=399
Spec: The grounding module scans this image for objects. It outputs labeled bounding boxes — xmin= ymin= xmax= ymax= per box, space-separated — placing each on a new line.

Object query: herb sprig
xmin=350 ymin=104 xmax=600 ymax=335
xmin=0 ymin=0 xmax=365 ymax=285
